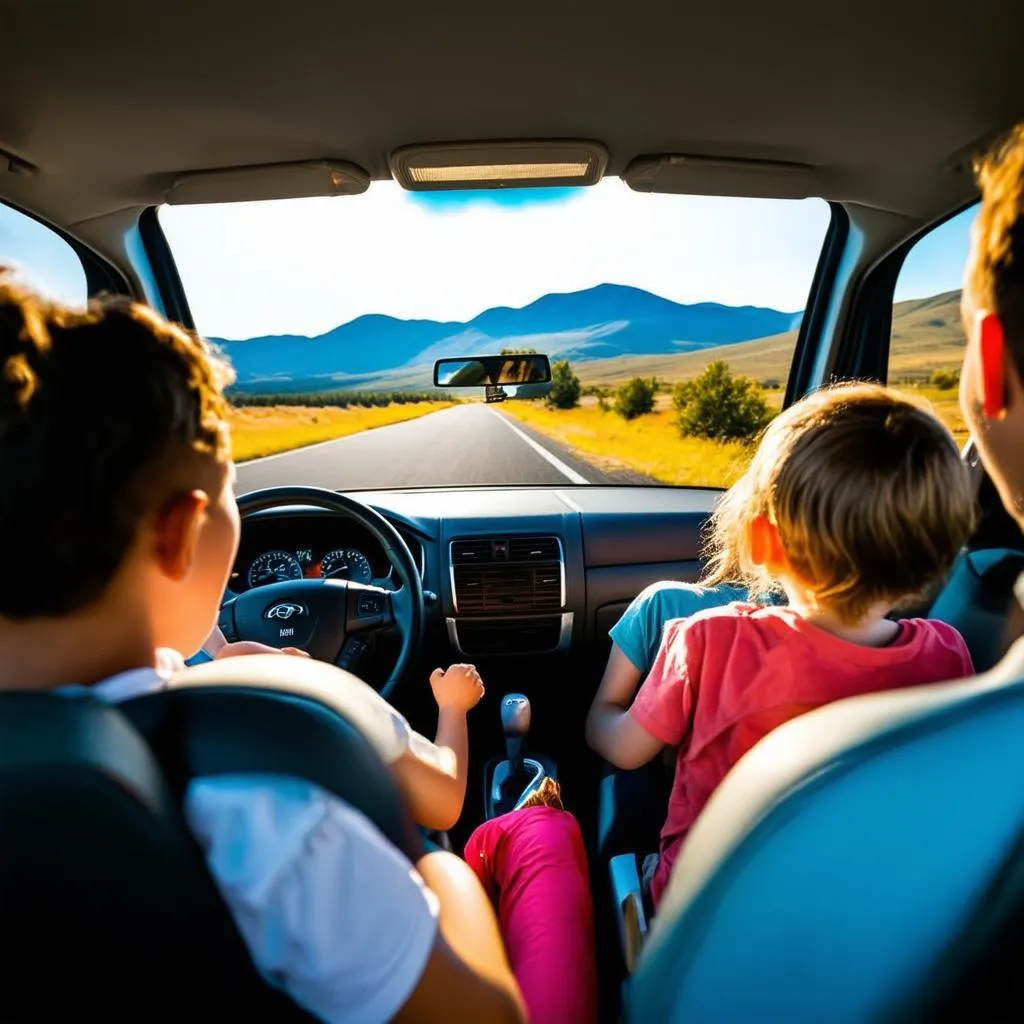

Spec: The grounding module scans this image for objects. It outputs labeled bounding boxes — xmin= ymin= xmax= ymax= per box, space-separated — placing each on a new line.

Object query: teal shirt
xmin=609 ymin=581 xmax=786 ymax=673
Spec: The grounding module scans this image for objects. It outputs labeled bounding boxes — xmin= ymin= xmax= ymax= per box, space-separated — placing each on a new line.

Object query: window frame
xmin=832 ymin=199 xmax=979 ymax=386
xmin=0 ymin=196 xmax=131 ymax=298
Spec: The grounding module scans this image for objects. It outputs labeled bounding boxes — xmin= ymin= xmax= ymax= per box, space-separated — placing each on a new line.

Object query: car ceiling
xmin=1 ymin=0 xmax=1024 ymax=234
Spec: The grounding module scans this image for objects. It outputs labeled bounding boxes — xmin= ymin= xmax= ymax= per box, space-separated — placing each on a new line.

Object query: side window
xmin=0 ymin=202 xmax=87 ymax=305
xmin=888 ymin=203 xmax=977 ymax=446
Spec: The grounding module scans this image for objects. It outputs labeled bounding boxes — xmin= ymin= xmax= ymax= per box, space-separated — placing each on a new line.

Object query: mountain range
xmin=565 ymin=288 xmax=966 ymax=389
xmin=215 ymin=283 xmax=803 ymax=394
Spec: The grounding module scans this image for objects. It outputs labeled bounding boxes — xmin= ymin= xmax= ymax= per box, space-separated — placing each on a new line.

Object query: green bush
xmin=930 ymin=369 xmax=959 ymax=391
xmin=547 ymin=360 xmax=581 ymax=409
xmin=227 ymin=389 xmax=449 ymax=408
xmin=673 ymin=360 xmax=772 ymax=441
xmin=614 ymin=377 xmax=656 ymax=420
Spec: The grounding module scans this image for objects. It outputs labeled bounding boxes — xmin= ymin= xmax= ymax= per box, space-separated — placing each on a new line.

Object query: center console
xmin=445 ymin=534 xmax=574 ymax=657
xmin=483 ymin=692 xmax=559 ymax=818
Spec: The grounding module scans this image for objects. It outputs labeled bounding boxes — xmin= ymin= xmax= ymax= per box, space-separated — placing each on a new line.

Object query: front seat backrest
xmin=626 ymin=641 xmax=1024 ymax=1023
xmin=0 ymin=692 xmax=316 ymax=1022
xmin=927 ymin=547 xmax=1024 ymax=672
xmin=140 ymin=652 xmax=425 ymax=858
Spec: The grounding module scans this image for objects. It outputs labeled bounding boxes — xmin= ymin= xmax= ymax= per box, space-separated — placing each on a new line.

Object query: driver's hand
xmin=430 ymin=664 xmax=485 ymax=712
xmin=215 ymin=641 xmax=311 ymax=659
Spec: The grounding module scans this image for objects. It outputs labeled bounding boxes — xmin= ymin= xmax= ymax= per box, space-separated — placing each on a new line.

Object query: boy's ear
xmin=153 ymin=490 xmax=210 ymax=581
xmin=977 ymin=311 xmax=1009 ymax=419
xmin=750 ymin=514 xmax=785 ymax=568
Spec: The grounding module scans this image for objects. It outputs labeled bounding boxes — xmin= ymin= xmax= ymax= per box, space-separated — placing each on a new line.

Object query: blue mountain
xmin=216 ymin=283 xmax=802 ymax=394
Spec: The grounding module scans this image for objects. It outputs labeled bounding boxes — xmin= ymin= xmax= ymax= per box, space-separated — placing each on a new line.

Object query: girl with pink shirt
xmin=587 ymin=382 xmax=978 ymax=907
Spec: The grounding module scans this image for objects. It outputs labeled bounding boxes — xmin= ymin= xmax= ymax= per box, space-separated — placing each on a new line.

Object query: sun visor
xmin=166 ymin=160 xmax=370 ymax=205
xmin=623 ymin=154 xmax=820 ymax=200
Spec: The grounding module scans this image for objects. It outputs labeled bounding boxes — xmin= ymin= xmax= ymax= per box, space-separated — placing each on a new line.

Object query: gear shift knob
xmin=501 ymin=693 xmax=531 ymax=766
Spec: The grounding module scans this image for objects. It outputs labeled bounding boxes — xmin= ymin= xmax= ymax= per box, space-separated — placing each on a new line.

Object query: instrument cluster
xmin=245 ymin=547 xmax=374 ymax=589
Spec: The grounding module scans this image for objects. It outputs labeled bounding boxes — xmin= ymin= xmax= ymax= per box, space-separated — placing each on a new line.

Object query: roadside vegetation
xmin=507 ymin=356 xmax=968 ymax=487
xmin=229 ymin=400 xmax=454 ymax=462
xmin=229 ymin=389 xmax=450 ymax=408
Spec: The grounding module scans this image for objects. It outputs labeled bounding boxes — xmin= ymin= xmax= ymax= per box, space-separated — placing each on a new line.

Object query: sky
xmin=2 ymin=182 xmax=977 ymax=341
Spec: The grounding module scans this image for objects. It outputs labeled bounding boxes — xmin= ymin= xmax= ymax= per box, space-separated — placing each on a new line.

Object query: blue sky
xmin=894 ymin=203 xmax=976 ymax=303
xmin=2 ymin=183 xmax=975 ymax=340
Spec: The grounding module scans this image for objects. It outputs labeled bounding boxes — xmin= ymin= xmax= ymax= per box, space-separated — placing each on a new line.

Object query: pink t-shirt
xmin=630 ymin=604 xmax=974 ymax=906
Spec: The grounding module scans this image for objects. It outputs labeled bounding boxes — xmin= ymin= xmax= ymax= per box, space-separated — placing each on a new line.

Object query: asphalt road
xmin=235 ymin=404 xmax=654 ymax=491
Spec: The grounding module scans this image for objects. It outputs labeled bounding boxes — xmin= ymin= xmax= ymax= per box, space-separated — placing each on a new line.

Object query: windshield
xmin=160 ymin=182 xmax=830 ymax=490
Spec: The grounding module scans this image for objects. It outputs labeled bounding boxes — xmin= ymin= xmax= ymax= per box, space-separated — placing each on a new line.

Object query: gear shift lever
xmin=488 ymin=693 xmax=554 ymax=819
xmin=501 ymin=693 xmax=531 ymax=769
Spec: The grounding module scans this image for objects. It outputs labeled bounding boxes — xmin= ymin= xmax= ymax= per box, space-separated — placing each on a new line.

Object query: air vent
xmin=451 ymin=535 xmax=561 ymax=565
xmin=450 ymin=535 xmax=563 ymax=615
xmin=451 ymin=539 xmax=496 ymax=564
xmin=508 ymin=536 xmax=560 ymax=561
xmin=453 ymin=566 xmax=562 ymax=614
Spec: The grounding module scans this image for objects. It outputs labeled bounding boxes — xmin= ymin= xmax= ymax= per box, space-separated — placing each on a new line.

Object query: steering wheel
xmin=217 ymin=486 xmax=425 ymax=700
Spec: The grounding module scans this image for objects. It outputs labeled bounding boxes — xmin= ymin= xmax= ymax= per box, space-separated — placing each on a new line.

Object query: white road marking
xmin=491 ymin=409 xmax=590 ymax=485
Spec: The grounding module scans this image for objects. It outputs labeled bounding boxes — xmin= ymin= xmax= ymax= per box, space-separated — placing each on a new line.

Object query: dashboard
xmin=229 ymin=513 xmax=425 ymax=594
xmin=229 ymin=486 xmax=721 ymax=658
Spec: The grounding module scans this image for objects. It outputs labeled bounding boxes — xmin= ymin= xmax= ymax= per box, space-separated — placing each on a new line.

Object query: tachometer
xmin=247 ymin=550 xmax=303 ymax=588
xmin=321 ymin=548 xmax=373 ymax=584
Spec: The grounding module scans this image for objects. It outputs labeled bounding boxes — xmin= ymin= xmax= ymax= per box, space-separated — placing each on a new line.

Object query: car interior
xmin=6 ymin=0 xmax=1024 ymax=1019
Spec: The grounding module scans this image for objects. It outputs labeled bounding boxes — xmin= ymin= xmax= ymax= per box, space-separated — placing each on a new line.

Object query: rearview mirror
xmin=433 ymin=354 xmax=552 ymax=388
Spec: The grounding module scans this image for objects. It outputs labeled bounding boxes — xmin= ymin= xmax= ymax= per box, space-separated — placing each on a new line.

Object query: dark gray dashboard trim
xmin=445 ymin=612 xmax=574 ymax=657
xmin=582 ymin=512 xmax=709 ymax=568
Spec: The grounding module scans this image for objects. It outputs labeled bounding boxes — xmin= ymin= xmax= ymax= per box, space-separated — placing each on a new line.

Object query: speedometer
xmin=321 ymin=548 xmax=373 ymax=584
xmin=247 ymin=550 xmax=303 ymax=588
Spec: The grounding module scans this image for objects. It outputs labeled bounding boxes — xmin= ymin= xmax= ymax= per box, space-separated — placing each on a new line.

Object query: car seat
xmin=620 ymin=643 xmax=1024 ymax=1021
xmin=0 ymin=657 xmax=421 ymax=1021
xmin=926 ymin=547 xmax=1024 ymax=672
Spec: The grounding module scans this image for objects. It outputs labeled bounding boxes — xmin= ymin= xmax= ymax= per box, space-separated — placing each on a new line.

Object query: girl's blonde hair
xmin=702 ymin=382 xmax=977 ymax=624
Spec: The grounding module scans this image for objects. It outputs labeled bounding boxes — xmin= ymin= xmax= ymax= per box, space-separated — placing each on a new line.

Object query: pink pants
xmin=464 ymin=807 xmax=597 ymax=1024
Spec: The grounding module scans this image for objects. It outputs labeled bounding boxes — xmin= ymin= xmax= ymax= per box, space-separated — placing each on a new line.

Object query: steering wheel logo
xmin=264 ymin=602 xmax=307 ymax=621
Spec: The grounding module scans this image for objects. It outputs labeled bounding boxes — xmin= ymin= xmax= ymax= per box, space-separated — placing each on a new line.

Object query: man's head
xmin=0 ymin=271 xmax=239 ymax=659
xmin=961 ymin=122 xmax=1024 ymax=524
xmin=705 ymin=382 xmax=976 ymax=623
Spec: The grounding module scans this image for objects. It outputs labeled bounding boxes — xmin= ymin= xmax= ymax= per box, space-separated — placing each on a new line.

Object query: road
xmin=235 ymin=404 xmax=654 ymax=491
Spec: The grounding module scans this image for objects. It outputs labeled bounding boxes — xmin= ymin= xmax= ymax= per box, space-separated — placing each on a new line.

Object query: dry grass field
xmin=503 ymin=403 xmax=757 ymax=487
xmin=505 ymin=382 xmax=964 ymax=488
xmin=229 ymin=402 xmax=453 ymax=462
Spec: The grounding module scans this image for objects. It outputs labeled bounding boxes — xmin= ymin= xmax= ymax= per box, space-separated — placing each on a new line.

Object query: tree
xmin=673 ymin=360 xmax=772 ymax=441
xmin=547 ymin=359 xmax=581 ymax=409
xmin=930 ymin=368 xmax=959 ymax=391
xmin=614 ymin=377 xmax=656 ymax=420
xmin=499 ymin=347 xmax=538 ymax=355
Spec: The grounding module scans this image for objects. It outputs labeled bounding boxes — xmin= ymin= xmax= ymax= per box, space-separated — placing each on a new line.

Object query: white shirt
xmin=88 ymin=652 xmax=441 ymax=1024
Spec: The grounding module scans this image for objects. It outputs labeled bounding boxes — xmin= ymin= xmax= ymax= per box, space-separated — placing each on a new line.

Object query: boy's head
xmin=961 ymin=122 xmax=1024 ymax=525
xmin=0 ymin=271 xmax=239 ymax=658
xmin=705 ymin=382 xmax=976 ymax=624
